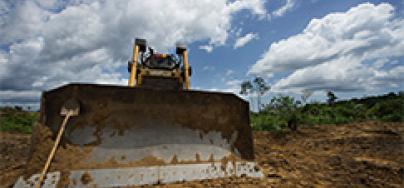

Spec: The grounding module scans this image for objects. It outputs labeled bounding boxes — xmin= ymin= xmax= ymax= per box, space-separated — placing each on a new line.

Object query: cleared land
xmin=1 ymin=121 xmax=403 ymax=187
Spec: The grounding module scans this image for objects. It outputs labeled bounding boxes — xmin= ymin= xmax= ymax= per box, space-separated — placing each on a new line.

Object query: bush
xmin=366 ymin=99 xmax=404 ymax=122
xmin=251 ymin=92 xmax=403 ymax=131
xmin=254 ymin=96 xmax=303 ymax=131
xmin=251 ymin=113 xmax=284 ymax=131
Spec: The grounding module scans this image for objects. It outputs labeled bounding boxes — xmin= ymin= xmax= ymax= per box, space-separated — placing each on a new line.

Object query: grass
xmin=0 ymin=107 xmax=38 ymax=133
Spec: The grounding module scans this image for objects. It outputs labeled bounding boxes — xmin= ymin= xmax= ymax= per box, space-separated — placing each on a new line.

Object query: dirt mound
xmin=0 ymin=132 xmax=30 ymax=187
xmin=1 ymin=121 xmax=403 ymax=187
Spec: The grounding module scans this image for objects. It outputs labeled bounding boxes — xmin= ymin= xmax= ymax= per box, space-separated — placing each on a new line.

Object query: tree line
xmin=240 ymin=77 xmax=404 ymax=131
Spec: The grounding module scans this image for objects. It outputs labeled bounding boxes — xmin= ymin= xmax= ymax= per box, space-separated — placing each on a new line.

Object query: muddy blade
xmin=17 ymin=84 xmax=261 ymax=187
xmin=42 ymin=84 xmax=253 ymax=165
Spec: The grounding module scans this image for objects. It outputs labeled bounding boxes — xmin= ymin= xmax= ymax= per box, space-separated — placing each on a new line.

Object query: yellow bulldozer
xmin=13 ymin=39 xmax=262 ymax=188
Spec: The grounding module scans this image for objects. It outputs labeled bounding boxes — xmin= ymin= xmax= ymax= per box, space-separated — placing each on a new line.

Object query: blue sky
xmin=0 ymin=0 xmax=403 ymax=108
xmin=188 ymin=0 xmax=404 ymax=102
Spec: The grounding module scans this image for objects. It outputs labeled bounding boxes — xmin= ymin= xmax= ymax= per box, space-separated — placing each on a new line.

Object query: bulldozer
xmin=13 ymin=39 xmax=262 ymax=188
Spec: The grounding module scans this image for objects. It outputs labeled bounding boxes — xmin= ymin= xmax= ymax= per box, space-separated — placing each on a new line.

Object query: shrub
xmin=251 ymin=114 xmax=284 ymax=131
xmin=251 ymin=92 xmax=403 ymax=132
xmin=0 ymin=108 xmax=37 ymax=133
xmin=366 ymin=99 xmax=404 ymax=122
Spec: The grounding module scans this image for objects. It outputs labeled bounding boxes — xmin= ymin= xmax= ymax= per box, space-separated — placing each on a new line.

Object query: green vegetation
xmin=251 ymin=92 xmax=404 ymax=131
xmin=0 ymin=107 xmax=38 ymax=133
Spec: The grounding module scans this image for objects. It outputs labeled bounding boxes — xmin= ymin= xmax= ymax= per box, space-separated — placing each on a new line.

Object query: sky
xmin=0 ymin=0 xmax=403 ymax=109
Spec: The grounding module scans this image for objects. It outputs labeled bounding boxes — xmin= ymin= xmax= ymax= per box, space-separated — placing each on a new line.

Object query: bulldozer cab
xmin=143 ymin=51 xmax=179 ymax=70
xmin=128 ymin=39 xmax=191 ymax=90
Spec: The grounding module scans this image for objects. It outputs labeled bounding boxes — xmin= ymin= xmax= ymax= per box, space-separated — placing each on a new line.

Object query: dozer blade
xmin=14 ymin=84 xmax=262 ymax=187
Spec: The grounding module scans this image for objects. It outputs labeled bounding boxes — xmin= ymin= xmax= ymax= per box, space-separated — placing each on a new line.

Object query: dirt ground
xmin=1 ymin=121 xmax=403 ymax=187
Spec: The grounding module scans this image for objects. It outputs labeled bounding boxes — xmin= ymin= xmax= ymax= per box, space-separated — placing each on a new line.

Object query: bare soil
xmin=1 ymin=121 xmax=403 ymax=187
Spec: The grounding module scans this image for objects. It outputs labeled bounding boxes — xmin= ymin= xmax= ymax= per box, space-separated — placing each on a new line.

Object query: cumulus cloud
xmin=250 ymin=3 xmax=404 ymax=93
xmin=0 ymin=0 xmax=267 ymax=105
xmin=234 ymin=33 xmax=259 ymax=49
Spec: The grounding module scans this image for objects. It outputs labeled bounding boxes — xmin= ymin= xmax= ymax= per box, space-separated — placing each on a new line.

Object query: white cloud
xmin=234 ymin=32 xmax=259 ymax=49
xmin=223 ymin=79 xmax=242 ymax=94
xmin=225 ymin=79 xmax=242 ymax=89
xmin=0 ymin=90 xmax=41 ymax=103
xmin=199 ymin=45 xmax=214 ymax=53
xmin=34 ymin=0 xmax=65 ymax=9
xmin=272 ymin=0 xmax=296 ymax=17
xmin=0 ymin=0 xmax=267 ymax=105
xmin=227 ymin=0 xmax=268 ymax=19
xmin=203 ymin=79 xmax=241 ymax=94
xmin=250 ymin=3 xmax=404 ymax=93
xmin=199 ymin=0 xmax=267 ymax=52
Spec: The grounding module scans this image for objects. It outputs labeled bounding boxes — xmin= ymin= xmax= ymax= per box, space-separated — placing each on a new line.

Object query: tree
xmin=326 ymin=91 xmax=337 ymax=105
xmin=399 ymin=91 xmax=404 ymax=97
xmin=240 ymin=81 xmax=253 ymax=95
xmin=240 ymin=81 xmax=253 ymax=109
xmin=263 ymin=96 xmax=300 ymax=131
xmin=301 ymin=90 xmax=313 ymax=104
xmin=240 ymin=77 xmax=270 ymax=112
xmin=14 ymin=106 xmax=23 ymax=111
xmin=253 ymin=77 xmax=270 ymax=112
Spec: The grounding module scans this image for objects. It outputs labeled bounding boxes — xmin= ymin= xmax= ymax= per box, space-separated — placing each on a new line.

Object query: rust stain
xmin=208 ymin=154 xmax=214 ymax=162
xmin=171 ymin=155 xmax=179 ymax=164
xmin=195 ymin=153 xmax=201 ymax=162
xmin=56 ymin=170 xmax=70 ymax=188
xmin=80 ymin=172 xmax=92 ymax=185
